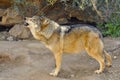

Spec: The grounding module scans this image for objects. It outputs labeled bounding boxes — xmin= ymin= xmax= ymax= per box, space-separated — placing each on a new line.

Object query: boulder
xmin=9 ymin=24 xmax=31 ymax=39
xmin=0 ymin=0 xmax=11 ymax=9
xmin=34 ymin=1 xmax=105 ymax=24
xmin=0 ymin=9 xmax=5 ymax=16
xmin=0 ymin=8 xmax=23 ymax=26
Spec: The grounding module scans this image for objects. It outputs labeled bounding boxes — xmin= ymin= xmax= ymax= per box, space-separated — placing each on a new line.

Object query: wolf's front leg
xmin=50 ymin=53 xmax=62 ymax=76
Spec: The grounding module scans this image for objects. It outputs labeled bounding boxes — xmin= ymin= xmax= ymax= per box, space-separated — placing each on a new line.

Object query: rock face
xmin=0 ymin=0 xmax=109 ymax=26
xmin=9 ymin=24 xmax=31 ymax=39
xmin=0 ymin=0 xmax=104 ymax=26
xmin=0 ymin=8 xmax=23 ymax=26
xmin=0 ymin=9 xmax=5 ymax=16
xmin=0 ymin=0 xmax=118 ymax=26
xmin=0 ymin=0 xmax=11 ymax=9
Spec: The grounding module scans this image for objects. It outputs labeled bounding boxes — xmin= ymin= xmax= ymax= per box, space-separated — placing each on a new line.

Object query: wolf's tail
xmin=104 ymin=50 xmax=112 ymax=67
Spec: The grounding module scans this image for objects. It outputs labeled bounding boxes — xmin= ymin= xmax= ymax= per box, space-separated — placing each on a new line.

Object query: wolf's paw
xmin=94 ymin=70 xmax=102 ymax=74
xmin=49 ymin=69 xmax=58 ymax=76
xmin=106 ymin=63 xmax=112 ymax=67
xmin=49 ymin=72 xmax=58 ymax=77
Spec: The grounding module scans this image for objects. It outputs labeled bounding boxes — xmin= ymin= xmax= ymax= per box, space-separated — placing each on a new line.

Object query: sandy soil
xmin=0 ymin=37 xmax=120 ymax=80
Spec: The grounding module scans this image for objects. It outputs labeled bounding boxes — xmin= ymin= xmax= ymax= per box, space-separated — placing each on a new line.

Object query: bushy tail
xmin=104 ymin=50 xmax=112 ymax=67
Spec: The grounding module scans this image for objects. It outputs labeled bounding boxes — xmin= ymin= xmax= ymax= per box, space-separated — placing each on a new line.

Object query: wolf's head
xmin=24 ymin=16 xmax=59 ymax=39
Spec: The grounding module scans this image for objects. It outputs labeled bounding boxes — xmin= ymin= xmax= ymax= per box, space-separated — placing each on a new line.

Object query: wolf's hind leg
xmin=86 ymin=47 xmax=105 ymax=74
xmin=104 ymin=50 xmax=112 ymax=67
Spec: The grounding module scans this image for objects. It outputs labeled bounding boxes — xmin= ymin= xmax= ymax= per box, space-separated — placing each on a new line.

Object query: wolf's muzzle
xmin=24 ymin=22 xmax=29 ymax=26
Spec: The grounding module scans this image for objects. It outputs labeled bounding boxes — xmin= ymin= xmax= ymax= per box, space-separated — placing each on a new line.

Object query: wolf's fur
xmin=24 ymin=16 xmax=112 ymax=76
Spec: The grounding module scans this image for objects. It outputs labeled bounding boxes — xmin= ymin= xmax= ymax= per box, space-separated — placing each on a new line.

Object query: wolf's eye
xmin=29 ymin=19 xmax=33 ymax=21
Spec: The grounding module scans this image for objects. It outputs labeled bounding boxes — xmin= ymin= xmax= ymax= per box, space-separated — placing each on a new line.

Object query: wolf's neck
xmin=30 ymin=29 xmax=46 ymax=41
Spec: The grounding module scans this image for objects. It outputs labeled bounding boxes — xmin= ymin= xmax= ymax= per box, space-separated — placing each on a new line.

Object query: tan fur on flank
xmin=24 ymin=16 xmax=112 ymax=76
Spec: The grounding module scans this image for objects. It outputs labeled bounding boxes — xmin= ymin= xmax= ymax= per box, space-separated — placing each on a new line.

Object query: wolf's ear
xmin=40 ymin=19 xmax=59 ymax=39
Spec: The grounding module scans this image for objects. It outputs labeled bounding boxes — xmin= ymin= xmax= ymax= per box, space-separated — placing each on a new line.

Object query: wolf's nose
xmin=24 ymin=22 xmax=29 ymax=26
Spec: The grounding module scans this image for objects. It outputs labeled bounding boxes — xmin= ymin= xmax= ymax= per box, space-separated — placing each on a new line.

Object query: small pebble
xmin=70 ymin=74 xmax=75 ymax=78
xmin=113 ymin=56 xmax=117 ymax=59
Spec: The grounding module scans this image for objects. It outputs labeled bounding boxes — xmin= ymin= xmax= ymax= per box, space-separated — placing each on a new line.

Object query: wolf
xmin=24 ymin=16 xmax=112 ymax=76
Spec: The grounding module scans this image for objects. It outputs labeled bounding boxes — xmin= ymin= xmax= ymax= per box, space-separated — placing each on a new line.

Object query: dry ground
xmin=0 ymin=37 xmax=120 ymax=80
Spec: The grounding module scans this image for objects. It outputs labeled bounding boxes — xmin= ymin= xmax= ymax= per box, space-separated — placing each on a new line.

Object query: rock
xmin=0 ymin=31 xmax=10 ymax=40
xmin=113 ymin=56 xmax=117 ymax=59
xmin=9 ymin=24 xmax=31 ymax=39
xmin=7 ymin=36 xmax=14 ymax=41
xmin=0 ymin=8 xmax=23 ymax=26
xmin=0 ymin=0 xmax=11 ymax=9
xmin=36 ymin=1 xmax=105 ymax=24
xmin=0 ymin=0 xmax=106 ymax=27
xmin=7 ymin=0 xmax=101 ymax=25
xmin=0 ymin=9 xmax=5 ymax=16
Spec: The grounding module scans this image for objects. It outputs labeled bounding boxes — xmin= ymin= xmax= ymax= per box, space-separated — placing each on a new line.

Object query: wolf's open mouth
xmin=24 ymin=22 xmax=29 ymax=26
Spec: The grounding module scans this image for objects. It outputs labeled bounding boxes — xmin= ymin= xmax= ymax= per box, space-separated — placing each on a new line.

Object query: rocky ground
xmin=0 ymin=37 xmax=119 ymax=80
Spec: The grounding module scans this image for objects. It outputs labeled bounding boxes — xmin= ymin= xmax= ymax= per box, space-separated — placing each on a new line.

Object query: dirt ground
xmin=0 ymin=37 xmax=120 ymax=80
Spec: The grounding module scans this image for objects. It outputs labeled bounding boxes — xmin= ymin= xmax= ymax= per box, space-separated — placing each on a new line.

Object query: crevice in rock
xmin=62 ymin=17 xmax=96 ymax=26
xmin=0 ymin=25 xmax=12 ymax=32
xmin=68 ymin=17 xmax=81 ymax=24
xmin=0 ymin=16 xmax=2 ymax=21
